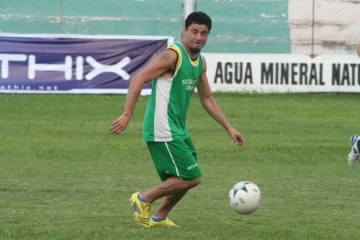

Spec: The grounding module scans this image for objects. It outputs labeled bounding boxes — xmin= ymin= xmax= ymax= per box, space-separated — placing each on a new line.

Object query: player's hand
xmin=227 ymin=127 xmax=245 ymax=146
xmin=110 ymin=114 xmax=131 ymax=135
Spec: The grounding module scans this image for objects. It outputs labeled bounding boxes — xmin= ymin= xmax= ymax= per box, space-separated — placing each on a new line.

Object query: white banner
xmin=203 ymin=53 xmax=360 ymax=93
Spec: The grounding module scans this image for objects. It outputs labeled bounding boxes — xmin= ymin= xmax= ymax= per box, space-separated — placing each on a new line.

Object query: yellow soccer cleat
xmin=129 ymin=192 xmax=151 ymax=228
xmin=149 ymin=217 xmax=179 ymax=228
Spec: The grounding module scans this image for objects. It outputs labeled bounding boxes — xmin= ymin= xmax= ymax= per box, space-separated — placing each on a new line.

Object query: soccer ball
xmin=229 ymin=181 xmax=261 ymax=214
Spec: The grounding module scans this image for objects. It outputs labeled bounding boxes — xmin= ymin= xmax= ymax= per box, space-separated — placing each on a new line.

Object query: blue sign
xmin=0 ymin=34 xmax=172 ymax=94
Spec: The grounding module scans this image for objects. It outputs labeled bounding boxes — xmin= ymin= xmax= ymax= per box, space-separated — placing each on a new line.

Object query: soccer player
xmin=348 ymin=135 xmax=360 ymax=168
xmin=110 ymin=11 xmax=244 ymax=228
xmin=347 ymin=43 xmax=360 ymax=168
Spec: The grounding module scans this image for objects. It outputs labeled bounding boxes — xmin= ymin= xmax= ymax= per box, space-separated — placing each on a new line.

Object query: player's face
xmin=183 ymin=24 xmax=209 ymax=54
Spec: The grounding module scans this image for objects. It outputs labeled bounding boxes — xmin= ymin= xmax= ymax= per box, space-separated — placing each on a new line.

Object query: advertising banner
xmin=203 ymin=53 xmax=360 ymax=93
xmin=0 ymin=34 xmax=174 ymax=95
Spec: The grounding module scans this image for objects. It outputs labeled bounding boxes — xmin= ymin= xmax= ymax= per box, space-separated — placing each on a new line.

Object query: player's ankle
xmin=138 ymin=193 xmax=150 ymax=203
xmin=152 ymin=216 xmax=166 ymax=222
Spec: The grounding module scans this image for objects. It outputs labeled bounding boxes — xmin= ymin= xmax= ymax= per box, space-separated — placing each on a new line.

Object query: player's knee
xmin=193 ymin=177 xmax=201 ymax=186
xmin=185 ymin=177 xmax=201 ymax=189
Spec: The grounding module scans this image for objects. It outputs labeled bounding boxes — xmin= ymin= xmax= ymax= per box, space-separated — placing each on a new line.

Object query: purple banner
xmin=0 ymin=34 xmax=172 ymax=94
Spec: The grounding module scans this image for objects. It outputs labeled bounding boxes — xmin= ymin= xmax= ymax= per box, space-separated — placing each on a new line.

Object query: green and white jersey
xmin=143 ymin=41 xmax=204 ymax=142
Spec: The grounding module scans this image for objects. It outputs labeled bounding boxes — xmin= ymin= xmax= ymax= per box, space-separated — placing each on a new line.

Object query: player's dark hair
xmin=185 ymin=11 xmax=212 ymax=32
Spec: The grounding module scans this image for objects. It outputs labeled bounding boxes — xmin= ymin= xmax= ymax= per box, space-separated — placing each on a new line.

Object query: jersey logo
xmin=182 ymin=78 xmax=198 ymax=91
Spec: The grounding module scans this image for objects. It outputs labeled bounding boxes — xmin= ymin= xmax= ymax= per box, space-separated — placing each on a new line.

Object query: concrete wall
xmin=0 ymin=0 xmax=291 ymax=53
xmin=0 ymin=0 xmax=357 ymax=54
xmin=289 ymin=0 xmax=360 ymax=55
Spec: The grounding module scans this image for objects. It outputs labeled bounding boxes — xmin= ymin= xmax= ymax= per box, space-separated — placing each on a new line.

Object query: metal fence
xmin=0 ymin=0 xmax=358 ymax=55
xmin=288 ymin=0 xmax=360 ymax=56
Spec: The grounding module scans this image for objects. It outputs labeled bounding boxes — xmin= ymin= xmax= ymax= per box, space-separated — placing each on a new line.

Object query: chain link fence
xmin=0 ymin=0 xmax=358 ymax=55
xmin=288 ymin=0 xmax=360 ymax=56
xmin=196 ymin=0 xmax=290 ymax=53
xmin=0 ymin=0 xmax=183 ymax=38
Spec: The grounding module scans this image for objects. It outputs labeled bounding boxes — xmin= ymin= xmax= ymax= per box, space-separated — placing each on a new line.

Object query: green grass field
xmin=1 ymin=93 xmax=360 ymax=240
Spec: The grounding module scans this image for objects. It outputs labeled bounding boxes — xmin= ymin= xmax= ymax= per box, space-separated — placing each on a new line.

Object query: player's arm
xmin=111 ymin=49 xmax=177 ymax=134
xmin=123 ymin=49 xmax=177 ymax=118
xmin=197 ymin=57 xmax=233 ymax=131
xmin=357 ymin=41 xmax=360 ymax=57
xmin=197 ymin=57 xmax=244 ymax=145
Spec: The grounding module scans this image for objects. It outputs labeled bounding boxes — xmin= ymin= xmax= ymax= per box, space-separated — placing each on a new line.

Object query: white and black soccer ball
xmin=229 ymin=181 xmax=262 ymax=214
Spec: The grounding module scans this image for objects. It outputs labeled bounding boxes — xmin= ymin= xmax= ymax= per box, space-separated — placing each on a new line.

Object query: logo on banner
xmin=0 ymin=54 xmax=131 ymax=81
xmin=214 ymin=62 xmax=253 ymax=84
